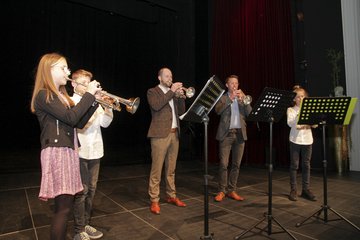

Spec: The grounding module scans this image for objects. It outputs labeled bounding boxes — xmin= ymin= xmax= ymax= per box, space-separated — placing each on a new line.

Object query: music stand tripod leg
xmin=200 ymin=116 xmax=215 ymax=240
xmin=296 ymin=207 xmax=324 ymax=227
xmin=235 ymin=121 xmax=297 ymax=240
xmin=234 ymin=216 xmax=266 ymax=240
xmin=297 ymin=124 xmax=329 ymax=227
xmin=296 ymin=116 xmax=360 ymax=232
xmin=271 ymin=216 xmax=297 ymax=239
xmin=328 ymin=207 xmax=360 ymax=231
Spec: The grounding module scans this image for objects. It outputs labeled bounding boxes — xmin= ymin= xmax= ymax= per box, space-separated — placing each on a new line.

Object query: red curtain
xmin=209 ymin=0 xmax=295 ymax=167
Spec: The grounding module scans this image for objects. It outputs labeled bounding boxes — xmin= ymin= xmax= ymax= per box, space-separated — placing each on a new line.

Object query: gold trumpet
xmin=68 ymin=78 xmax=140 ymax=114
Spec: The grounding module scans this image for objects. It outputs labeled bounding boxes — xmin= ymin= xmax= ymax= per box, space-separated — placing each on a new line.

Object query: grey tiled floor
xmin=0 ymin=161 xmax=359 ymax=239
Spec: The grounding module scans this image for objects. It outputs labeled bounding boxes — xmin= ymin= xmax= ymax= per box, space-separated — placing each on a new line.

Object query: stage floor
xmin=0 ymin=161 xmax=359 ymax=240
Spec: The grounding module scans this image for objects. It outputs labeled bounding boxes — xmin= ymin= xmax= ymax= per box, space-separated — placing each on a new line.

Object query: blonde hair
xmin=71 ymin=69 xmax=93 ymax=80
xmin=225 ymin=75 xmax=239 ymax=84
xmin=292 ymin=85 xmax=308 ymax=97
xmin=30 ymin=53 xmax=74 ymax=113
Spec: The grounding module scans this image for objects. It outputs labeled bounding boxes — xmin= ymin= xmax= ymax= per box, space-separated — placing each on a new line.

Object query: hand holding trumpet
xmin=170 ymin=82 xmax=195 ymax=99
xmin=71 ymin=77 xmax=102 ymax=96
xmin=170 ymin=82 xmax=185 ymax=98
xmin=230 ymin=88 xmax=245 ymax=101
xmin=171 ymin=82 xmax=183 ymax=92
xmin=231 ymin=88 xmax=252 ymax=105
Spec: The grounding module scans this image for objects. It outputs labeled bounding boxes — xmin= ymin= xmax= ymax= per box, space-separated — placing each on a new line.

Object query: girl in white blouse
xmin=287 ymin=85 xmax=317 ymax=202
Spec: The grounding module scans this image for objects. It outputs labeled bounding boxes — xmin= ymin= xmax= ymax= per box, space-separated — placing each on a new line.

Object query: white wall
xmin=341 ymin=0 xmax=360 ymax=171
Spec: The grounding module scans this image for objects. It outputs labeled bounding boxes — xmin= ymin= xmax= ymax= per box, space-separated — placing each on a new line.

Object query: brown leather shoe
xmin=289 ymin=189 xmax=298 ymax=201
xmin=227 ymin=191 xmax=244 ymax=201
xmin=150 ymin=202 xmax=160 ymax=214
xmin=166 ymin=197 xmax=187 ymax=207
xmin=214 ymin=192 xmax=225 ymax=202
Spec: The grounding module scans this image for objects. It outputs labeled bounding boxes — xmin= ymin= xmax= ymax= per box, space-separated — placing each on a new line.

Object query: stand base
xmin=200 ymin=233 xmax=214 ymax=240
xmin=296 ymin=205 xmax=360 ymax=231
xmin=234 ymin=212 xmax=297 ymax=240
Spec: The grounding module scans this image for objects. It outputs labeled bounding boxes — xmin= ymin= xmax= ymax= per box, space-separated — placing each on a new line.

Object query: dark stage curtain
xmin=1 ymin=0 xmax=183 ymax=170
xmin=209 ymin=0 xmax=295 ymax=168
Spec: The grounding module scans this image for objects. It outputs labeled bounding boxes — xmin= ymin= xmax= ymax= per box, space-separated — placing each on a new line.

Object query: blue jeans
xmin=289 ymin=142 xmax=312 ymax=191
xmin=73 ymin=158 xmax=100 ymax=234
xmin=218 ymin=131 xmax=245 ymax=193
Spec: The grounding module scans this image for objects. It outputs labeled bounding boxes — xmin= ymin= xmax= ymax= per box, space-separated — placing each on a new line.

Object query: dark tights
xmin=50 ymin=194 xmax=74 ymax=240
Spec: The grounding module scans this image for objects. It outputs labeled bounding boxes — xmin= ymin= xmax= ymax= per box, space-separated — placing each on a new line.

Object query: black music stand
xmin=295 ymin=97 xmax=359 ymax=231
xmin=180 ymin=75 xmax=225 ymax=240
xmin=234 ymin=87 xmax=297 ymax=240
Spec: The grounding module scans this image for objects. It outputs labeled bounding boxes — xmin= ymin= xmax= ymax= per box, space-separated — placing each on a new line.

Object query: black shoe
xmin=301 ymin=189 xmax=317 ymax=201
xmin=289 ymin=189 xmax=297 ymax=201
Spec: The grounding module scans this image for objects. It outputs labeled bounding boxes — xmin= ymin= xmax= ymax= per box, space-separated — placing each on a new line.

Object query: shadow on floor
xmin=0 ymin=161 xmax=359 ymax=240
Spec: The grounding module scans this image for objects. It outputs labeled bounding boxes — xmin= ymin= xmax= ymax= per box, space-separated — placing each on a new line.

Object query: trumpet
xmin=234 ymin=88 xmax=252 ymax=105
xmin=68 ymin=78 xmax=140 ymax=114
xmin=175 ymin=86 xmax=196 ymax=98
xmin=242 ymin=95 xmax=252 ymax=105
xmin=97 ymin=91 xmax=140 ymax=114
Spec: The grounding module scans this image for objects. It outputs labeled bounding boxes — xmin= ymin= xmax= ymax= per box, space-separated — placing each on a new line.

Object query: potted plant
xmin=326 ymin=48 xmax=348 ymax=173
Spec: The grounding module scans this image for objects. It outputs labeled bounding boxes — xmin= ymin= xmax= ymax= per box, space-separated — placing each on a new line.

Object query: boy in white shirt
xmin=71 ymin=69 xmax=113 ymax=240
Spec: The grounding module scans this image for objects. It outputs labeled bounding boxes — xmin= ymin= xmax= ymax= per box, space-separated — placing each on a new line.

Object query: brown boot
xmin=289 ymin=189 xmax=297 ymax=201
xmin=301 ymin=189 xmax=317 ymax=201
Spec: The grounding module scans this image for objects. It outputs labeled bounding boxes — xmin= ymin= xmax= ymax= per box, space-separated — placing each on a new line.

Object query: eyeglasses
xmin=53 ymin=65 xmax=71 ymax=75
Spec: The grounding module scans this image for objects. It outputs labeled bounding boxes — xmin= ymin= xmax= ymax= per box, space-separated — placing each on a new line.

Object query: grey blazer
xmin=215 ymin=93 xmax=252 ymax=141
xmin=147 ymin=86 xmax=185 ymax=138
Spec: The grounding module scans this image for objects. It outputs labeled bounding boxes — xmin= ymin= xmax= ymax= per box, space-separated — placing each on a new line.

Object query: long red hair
xmin=30 ymin=53 xmax=74 ymax=113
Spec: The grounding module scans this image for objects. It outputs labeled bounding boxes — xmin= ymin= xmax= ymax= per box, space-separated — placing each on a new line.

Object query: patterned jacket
xmin=147 ymin=86 xmax=185 ymax=138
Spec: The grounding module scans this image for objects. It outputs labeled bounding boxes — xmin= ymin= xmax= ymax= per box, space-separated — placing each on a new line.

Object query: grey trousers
xmin=289 ymin=142 xmax=312 ymax=191
xmin=218 ymin=131 xmax=245 ymax=193
xmin=73 ymin=158 xmax=100 ymax=234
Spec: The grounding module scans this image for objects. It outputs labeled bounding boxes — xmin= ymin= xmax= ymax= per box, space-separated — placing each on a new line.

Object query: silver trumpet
xmin=242 ymin=95 xmax=252 ymax=105
xmin=67 ymin=77 xmax=140 ymax=114
xmin=235 ymin=88 xmax=252 ymax=105
xmin=175 ymin=86 xmax=196 ymax=98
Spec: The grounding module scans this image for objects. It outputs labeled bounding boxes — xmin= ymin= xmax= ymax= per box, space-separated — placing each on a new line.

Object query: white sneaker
xmin=85 ymin=225 xmax=103 ymax=239
xmin=73 ymin=232 xmax=90 ymax=240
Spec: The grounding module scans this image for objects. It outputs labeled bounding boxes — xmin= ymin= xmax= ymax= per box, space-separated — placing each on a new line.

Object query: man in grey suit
xmin=214 ymin=75 xmax=252 ymax=202
xmin=147 ymin=67 xmax=187 ymax=214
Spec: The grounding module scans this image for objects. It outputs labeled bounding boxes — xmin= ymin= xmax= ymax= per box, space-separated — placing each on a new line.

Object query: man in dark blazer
xmin=214 ymin=75 xmax=252 ymax=202
xmin=147 ymin=67 xmax=187 ymax=214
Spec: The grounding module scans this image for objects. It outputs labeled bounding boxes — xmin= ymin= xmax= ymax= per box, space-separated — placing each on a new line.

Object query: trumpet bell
xmin=126 ymin=97 xmax=140 ymax=114
xmin=243 ymin=95 xmax=252 ymax=105
xmin=186 ymin=87 xmax=195 ymax=98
